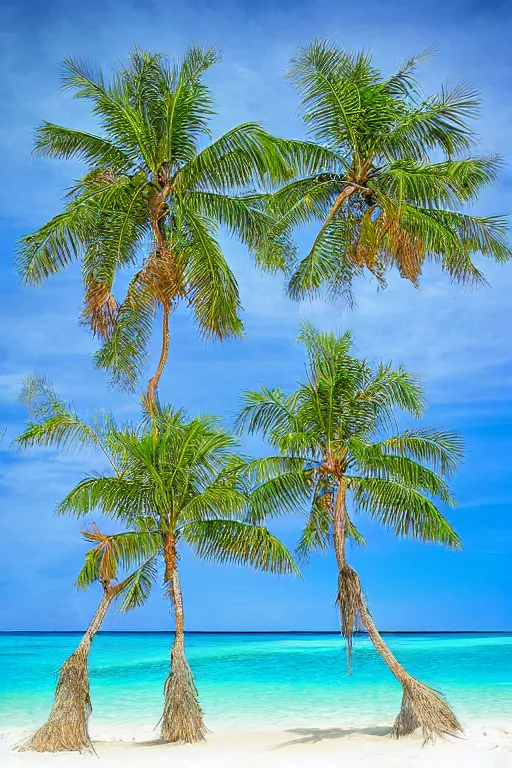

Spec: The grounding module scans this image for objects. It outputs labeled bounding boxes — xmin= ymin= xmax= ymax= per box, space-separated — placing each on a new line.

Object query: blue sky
xmin=1 ymin=0 xmax=511 ymax=632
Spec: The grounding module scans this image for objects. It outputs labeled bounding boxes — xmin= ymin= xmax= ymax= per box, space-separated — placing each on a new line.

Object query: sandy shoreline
xmin=2 ymin=723 xmax=511 ymax=767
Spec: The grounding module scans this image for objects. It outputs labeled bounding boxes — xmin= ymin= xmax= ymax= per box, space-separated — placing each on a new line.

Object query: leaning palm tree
xmin=20 ymin=524 xmax=159 ymax=753
xmin=16 ymin=47 xmax=330 ymax=408
xmin=260 ymin=41 xmax=510 ymax=301
xmin=237 ymin=323 xmax=465 ymax=741
xmin=16 ymin=376 xmax=300 ymax=743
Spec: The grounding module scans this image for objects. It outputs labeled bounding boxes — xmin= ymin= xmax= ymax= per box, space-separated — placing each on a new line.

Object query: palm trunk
xmin=146 ymin=303 xmax=170 ymax=416
xmin=332 ymin=481 xmax=461 ymax=741
xmin=160 ymin=535 xmax=205 ymax=743
xmin=308 ymin=185 xmax=357 ymax=260
xmin=21 ymin=586 xmax=113 ymax=753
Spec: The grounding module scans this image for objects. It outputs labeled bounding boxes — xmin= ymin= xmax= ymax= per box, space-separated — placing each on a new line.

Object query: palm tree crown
xmin=261 ymin=41 xmax=510 ymax=302
xmin=58 ymin=406 xmax=299 ymax=577
xmin=238 ymin=321 xmax=464 ymax=553
xmin=15 ymin=375 xmax=298 ymax=577
xmin=16 ymin=46 xmax=328 ymax=397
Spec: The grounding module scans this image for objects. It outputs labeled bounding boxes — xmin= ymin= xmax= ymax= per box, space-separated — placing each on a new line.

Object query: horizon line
xmin=1 ymin=630 xmax=511 ymax=635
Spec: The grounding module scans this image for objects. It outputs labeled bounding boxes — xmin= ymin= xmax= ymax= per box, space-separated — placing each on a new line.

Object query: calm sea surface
xmin=1 ymin=632 xmax=511 ymax=734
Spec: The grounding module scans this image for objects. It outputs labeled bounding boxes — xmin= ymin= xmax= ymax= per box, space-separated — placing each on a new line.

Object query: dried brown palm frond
xmin=139 ymin=249 xmax=186 ymax=309
xmin=160 ymin=647 xmax=206 ymax=743
xmin=374 ymin=202 xmax=425 ymax=286
xmin=385 ymin=223 xmax=424 ymax=286
xmin=336 ymin=561 xmax=364 ymax=673
xmin=81 ymin=274 xmax=119 ymax=340
xmin=391 ymin=674 xmax=463 ymax=743
xmin=19 ymin=647 xmax=92 ymax=753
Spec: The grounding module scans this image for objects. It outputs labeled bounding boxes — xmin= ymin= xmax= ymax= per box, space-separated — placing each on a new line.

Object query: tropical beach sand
xmin=1 ymin=724 xmax=511 ymax=768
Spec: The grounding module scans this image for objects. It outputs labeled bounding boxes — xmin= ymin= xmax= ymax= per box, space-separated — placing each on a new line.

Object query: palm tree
xmin=16 ymin=47 xmax=330 ymax=409
xmin=260 ymin=41 xmax=510 ymax=302
xmin=16 ymin=376 xmax=300 ymax=744
xmin=237 ymin=322 xmax=465 ymax=741
xmin=20 ymin=524 xmax=159 ymax=753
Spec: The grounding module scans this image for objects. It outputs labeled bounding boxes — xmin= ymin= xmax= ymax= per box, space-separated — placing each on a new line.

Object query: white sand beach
xmin=2 ymin=724 xmax=511 ymax=768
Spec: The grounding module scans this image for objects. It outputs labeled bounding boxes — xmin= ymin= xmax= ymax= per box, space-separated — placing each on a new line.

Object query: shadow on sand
xmin=274 ymin=725 xmax=391 ymax=748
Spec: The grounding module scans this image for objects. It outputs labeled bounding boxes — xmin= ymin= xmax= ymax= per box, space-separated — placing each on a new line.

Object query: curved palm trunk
xmin=160 ymin=535 xmax=205 ymax=743
xmin=146 ymin=303 xmax=171 ymax=415
xmin=21 ymin=586 xmax=113 ymax=753
xmin=333 ymin=482 xmax=461 ymax=742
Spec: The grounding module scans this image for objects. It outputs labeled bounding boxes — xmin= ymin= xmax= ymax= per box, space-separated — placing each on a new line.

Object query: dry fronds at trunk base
xmin=391 ymin=674 xmax=463 ymax=743
xmin=19 ymin=649 xmax=92 ymax=753
xmin=160 ymin=649 xmax=206 ymax=743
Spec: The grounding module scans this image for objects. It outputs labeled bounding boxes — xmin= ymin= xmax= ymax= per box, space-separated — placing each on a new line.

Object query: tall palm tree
xmin=237 ymin=323 xmax=465 ymax=741
xmin=16 ymin=376 xmax=301 ymax=744
xmin=20 ymin=524 xmax=159 ymax=753
xmin=260 ymin=41 xmax=510 ymax=302
xmin=16 ymin=47 xmax=331 ymax=409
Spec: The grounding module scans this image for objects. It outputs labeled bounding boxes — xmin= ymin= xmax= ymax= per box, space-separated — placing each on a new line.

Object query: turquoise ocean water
xmin=1 ymin=633 xmax=511 ymax=735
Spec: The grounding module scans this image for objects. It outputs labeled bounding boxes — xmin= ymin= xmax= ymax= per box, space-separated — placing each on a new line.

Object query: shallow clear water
xmin=1 ymin=632 xmax=511 ymax=733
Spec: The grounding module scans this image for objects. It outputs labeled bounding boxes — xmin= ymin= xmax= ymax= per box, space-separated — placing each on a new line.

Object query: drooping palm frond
xmin=296 ymin=491 xmax=332 ymax=561
xmin=117 ymin=556 xmax=159 ymax=612
xmin=15 ymin=375 xmax=109 ymax=457
xmin=242 ymin=455 xmax=311 ymax=523
xmin=181 ymin=519 xmax=299 ymax=575
xmin=376 ymin=428 xmax=464 ymax=477
xmin=350 ymin=476 xmax=461 ymax=548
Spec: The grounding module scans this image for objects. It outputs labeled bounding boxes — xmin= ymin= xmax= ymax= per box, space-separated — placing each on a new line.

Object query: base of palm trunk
xmin=391 ymin=675 xmax=462 ymax=742
xmin=19 ymin=650 xmax=92 ymax=753
xmin=160 ymin=649 xmax=206 ymax=743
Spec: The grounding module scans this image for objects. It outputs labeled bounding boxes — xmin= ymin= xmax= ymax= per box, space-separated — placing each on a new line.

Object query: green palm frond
xmin=183 ymin=211 xmax=244 ymax=339
xmin=75 ymin=548 xmax=99 ymax=590
xmin=384 ymin=48 xmax=434 ymax=98
xmin=181 ymin=520 xmax=300 ymax=575
xmin=376 ymin=156 xmax=502 ymax=208
xmin=15 ymin=374 xmax=105 ymax=455
xmin=235 ymin=387 xmax=300 ymax=442
xmin=244 ymin=457 xmax=311 ymax=523
xmin=377 ymin=428 xmax=464 ymax=476
xmin=351 ymin=476 xmax=461 ymax=548
xmin=93 ymin=276 xmax=156 ymax=391
xmin=287 ymin=40 xmax=380 ymax=150
xmin=296 ymin=492 xmax=331 ymax=561
xmin=117 ymin=556 xmax=159 ymax=612
xmin=74 ymin=524 xmax=160 ymax=593
xmin=16 ymin=207 xmax=87 ymax=286
xmin=287 ymin=214 xmax=364 ymax=303
xmin=60 ymin=54 xmax=158 ymax=169
xmin=382 ymin=81 xmax=480 ymax=160
xmin=34 ymin=122 xmax=133 ymax=170
xmin=357 ymin=363 xmax=426 ymax=422
xmin=348 ymin=439 xmax=455 ymax=504
xmin=56 ymin=475 xmax=149 ymax=520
